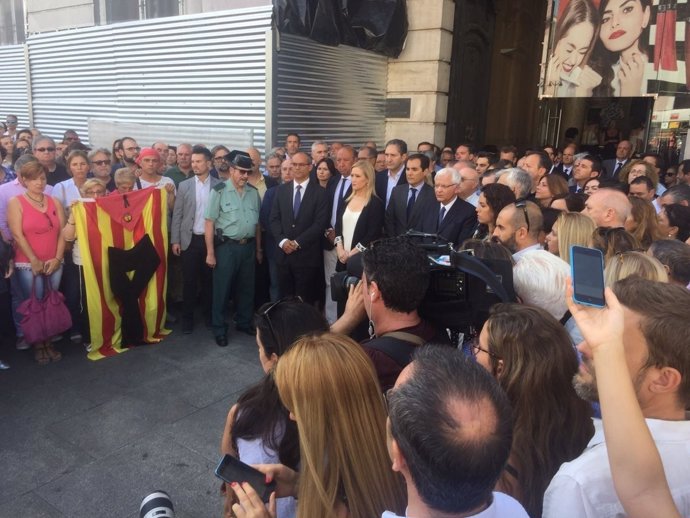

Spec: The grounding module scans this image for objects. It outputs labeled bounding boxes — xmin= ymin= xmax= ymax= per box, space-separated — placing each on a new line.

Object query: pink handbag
xmin=18 ymin=275 xmax=72 ymax=343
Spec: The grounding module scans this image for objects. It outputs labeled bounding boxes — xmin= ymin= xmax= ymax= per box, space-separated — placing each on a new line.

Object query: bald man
xmin=582 ymin=188 xmax=631 ymax=228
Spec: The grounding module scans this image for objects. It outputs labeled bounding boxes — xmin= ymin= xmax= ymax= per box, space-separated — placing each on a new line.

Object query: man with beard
xmin=491 ymin=201 xmax=542 ymax=261
xmin=113 ymin=137 xmax=140 ymax=174
xmin=543 ymin=278 xmax=690 ymax=518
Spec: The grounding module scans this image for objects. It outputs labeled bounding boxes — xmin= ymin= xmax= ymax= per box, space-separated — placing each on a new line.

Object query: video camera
xmin=330 ymin=232 xmax=516 ymax=338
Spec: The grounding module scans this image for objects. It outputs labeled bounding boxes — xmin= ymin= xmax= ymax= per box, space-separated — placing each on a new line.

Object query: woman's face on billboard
xmin=555 ymin=21 xmax=595 ymax=73
xmin=600 ymin=0 xmax=650 ymax=53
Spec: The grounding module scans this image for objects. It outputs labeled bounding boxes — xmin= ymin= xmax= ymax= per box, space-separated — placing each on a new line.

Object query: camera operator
xmin=331 ymin=236 xmax=448 ymax=391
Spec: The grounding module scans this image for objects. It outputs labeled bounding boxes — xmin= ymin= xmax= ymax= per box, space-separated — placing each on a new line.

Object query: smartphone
xmin=570 ymin=245 xmax=605 ymax=308
xmin=214 ymin=454 xmax=276 ymax=503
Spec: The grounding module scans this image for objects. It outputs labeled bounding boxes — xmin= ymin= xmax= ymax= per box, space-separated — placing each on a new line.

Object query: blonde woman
xmin=625 ymin=196 xmax=663 ymax=248
xmin=604 ymin=251 xmax=668 ymax=286
xmin=334 ymin=160 xmax=384 ymax=269
xmin=234 ymin=333 xmax=406 ymax=518
xmin=545 ymin=212 xmax=595 ymax=263
xmin=618 ymin=159 xmax=659 ymax=189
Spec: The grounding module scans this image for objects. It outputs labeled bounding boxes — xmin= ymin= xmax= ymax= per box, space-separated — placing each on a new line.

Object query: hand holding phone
xmin=570 ymin=245 xmax=606 ymax=308
xmin=215 ymin=455 xmax=276 ymax=503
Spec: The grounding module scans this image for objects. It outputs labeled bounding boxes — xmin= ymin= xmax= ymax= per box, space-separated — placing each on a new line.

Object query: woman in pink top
xmin=7 ymin=160 xmax=66 ymax=364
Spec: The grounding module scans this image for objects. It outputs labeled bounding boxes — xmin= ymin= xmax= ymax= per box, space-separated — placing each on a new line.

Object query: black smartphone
xmin=214 ymin=454 xmax=276 ymax=503
xmin=570 ymin=245 xmax=606 ymax=308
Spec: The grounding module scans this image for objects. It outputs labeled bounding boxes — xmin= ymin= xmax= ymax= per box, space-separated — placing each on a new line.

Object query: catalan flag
xmin=72 ymin=187 xmax=170 ymax=360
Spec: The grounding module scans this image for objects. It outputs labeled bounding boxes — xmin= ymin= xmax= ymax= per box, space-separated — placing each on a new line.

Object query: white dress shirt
xmin=193 ymin=174 xmax=211 ymax=235
xmin=386 ymin=166 xmax=405 ymax=207
xmin=382 ymin=492 xmax=528 ymax=518
xmin=464 ymin=190 xmax=480 ymax=207
xmin=512 ymin=243 xmax=541 ymax=262
xmin=543 ymin=417 xmax=690 ymax=518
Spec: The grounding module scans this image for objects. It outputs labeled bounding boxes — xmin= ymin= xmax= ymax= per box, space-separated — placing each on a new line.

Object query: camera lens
xmin=140 ymin=490 xmax=174 ymax=518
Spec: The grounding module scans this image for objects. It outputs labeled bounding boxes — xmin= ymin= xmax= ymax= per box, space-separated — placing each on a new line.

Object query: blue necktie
xmin=293 ymin=185 xmax=302 ymax=218
xmin=406 ymin=187 xmax=417 ymax=221
xmin=438 ymin=206 xmax=446 ymax=228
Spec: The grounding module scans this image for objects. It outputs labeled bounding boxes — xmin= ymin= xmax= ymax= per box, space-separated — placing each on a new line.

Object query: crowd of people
xmin=1 ymin=113 xmax=689 ymax=518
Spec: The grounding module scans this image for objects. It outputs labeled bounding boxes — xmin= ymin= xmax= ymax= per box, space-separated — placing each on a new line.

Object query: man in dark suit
xmin=419 ymin=167 xmax=477 ymax=247
xmin=323 ymin=145 xmax=354 ymax=322
xmin=375 ymin=139 xmax=408 ymax=208
xmin=553 ymin=143 xmax=577 ymax=179
xmin=603 ymin=140 xmax=632 ymax=179
xmin=569 ymin=155 xmax=602 ymax=194
xmin=385 ymin=153 xmax=436 ymax=237
xmin=269 ymin=152 xmax=328 ymax=306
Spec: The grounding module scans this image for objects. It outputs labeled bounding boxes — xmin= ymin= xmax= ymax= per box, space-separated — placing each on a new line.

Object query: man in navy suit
xmin=323 ymin=145 xmax=355 ymax=322
xmin=385 ymin=153 xmax=436 ymax=237
xmin=375 ymin=139 xmax=408 ymax=208
xmin=570 ymin=155 xmax=602 ymax=194
xmin=419 ymin=167 xmax=477 ymax=248
xmin=269 ymin=152 xmax=328 ymax=306
xmin=603 ymin=140 xmax=632 ymax=179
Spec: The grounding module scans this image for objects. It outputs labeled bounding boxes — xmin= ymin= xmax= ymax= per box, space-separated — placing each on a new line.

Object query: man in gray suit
xmin=171 ymin=145 xmax=220 ymax=334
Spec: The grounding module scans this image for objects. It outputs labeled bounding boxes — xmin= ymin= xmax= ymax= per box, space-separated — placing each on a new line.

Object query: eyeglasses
xmin=93 ymin=160 xmax=111 ymax=166
xmin=236 ymin=169 xmax=251 ymax=175
xmin=35 ymin=147 xmax=55 ymax=153
xmin=471 ymin=337 xmax=501 ymax=359
xmin=515 ymin=200 xmax=530 ymax=231
xmin=213 ymin=156 xmax=226 ymax=162
xmin=257 ymin=296 xmax=303 ymax=348
xmin=383 ymin=387 xmax=395 ymax=414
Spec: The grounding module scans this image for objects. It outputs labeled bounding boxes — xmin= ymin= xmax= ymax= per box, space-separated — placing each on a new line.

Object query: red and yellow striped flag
xmin=72 ymin=187 xmax=171 ymax=360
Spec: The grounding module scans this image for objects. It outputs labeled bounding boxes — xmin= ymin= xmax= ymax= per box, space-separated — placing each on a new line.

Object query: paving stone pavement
xmin=0 ymin=321 xmax=263 ymax=518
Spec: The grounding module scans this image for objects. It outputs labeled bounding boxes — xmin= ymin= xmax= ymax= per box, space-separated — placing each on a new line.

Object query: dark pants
xmin=211 ymin=240 xmax=255 ymax=337
xmin=277 ymin=264 xmax=321 ymax=306
xmin=181 ymin=234 xmax=213 ymax=322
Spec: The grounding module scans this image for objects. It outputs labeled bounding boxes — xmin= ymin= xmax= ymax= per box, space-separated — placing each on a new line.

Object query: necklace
xmin=25 ymin=192 xmax=45 ymax=208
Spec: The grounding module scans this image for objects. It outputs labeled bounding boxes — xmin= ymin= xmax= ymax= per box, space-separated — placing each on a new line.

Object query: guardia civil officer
xmin=205 ymin=151 xmax=262 ymax=347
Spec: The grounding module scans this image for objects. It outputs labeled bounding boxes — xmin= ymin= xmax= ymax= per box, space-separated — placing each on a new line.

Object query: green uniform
xmin=205 ymin=181 xmax=260 ymax=337
xmin=165 ymin=166 xmax=191 ymax=188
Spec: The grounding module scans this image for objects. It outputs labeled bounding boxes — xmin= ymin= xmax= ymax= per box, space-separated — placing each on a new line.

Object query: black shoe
xmin=182 ymin=319 xmax=193 ymax=334
xmin=166 ymin=313 xmax=178 ymax=324
xmin=235 ymin=325 xmax=256 ymax=336
xmin=215 ymin=335 xmax=228 ymax=347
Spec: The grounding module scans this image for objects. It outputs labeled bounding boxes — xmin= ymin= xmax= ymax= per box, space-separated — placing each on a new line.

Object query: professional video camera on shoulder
xmin=331 ymin=232 xmax=515 ymax=340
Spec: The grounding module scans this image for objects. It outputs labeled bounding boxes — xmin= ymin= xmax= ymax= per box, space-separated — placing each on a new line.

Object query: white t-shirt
xmin=137 ymin=175 xmax=176 ymax=193
xmin=382 ymin=492 xmax=528 ymax=518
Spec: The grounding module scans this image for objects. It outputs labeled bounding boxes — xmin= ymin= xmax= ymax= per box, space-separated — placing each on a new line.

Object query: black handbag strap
xmin=366 ymin=331 xmax=426 ymax=368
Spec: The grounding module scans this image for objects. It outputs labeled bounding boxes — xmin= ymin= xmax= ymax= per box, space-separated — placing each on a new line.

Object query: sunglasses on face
xmin=93 ymin=160 xmax=111 ymax=166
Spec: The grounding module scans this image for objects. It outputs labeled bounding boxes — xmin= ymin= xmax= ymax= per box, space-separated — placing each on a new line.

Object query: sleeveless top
xmin=15 ymin=195 xmax=60 ymax=265
xmin=237 ymin=437 xmax=297 ymax=518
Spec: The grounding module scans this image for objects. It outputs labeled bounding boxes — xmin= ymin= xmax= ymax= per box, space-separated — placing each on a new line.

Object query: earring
xmin=368 ymin=319 xmax=375 ymax=339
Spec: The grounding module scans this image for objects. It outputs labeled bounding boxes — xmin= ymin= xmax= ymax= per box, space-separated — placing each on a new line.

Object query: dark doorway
xmin=445 ymin=0 xmax=497 ymax=148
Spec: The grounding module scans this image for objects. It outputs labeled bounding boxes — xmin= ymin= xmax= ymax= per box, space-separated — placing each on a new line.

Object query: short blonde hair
xmin=79 ymin=178 xmax=107 ymax=197
xmin=114 ymin=168 xmax=136 ymax=186
xmin=604 ymin=251 xmax=668 ymax=286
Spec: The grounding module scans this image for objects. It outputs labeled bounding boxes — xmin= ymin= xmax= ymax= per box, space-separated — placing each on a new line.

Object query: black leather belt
xmin=227 ymin=237 xmax=254 ymax=245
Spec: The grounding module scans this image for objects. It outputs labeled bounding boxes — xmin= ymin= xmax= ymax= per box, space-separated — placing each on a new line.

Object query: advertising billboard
xmin=541 ymin=0 xmax=688 ymax=97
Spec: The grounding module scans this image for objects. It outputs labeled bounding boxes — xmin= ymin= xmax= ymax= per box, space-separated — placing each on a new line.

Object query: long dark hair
xmin=590 ymin=0 xmax=651 ymax=96
xmin=474 ymin=183 xmax=516 ymax=239
xmin=486 ymin=304 xmax=594 ymax=517
xmin=553 ymin=0 xmax=599 ymax=59
xmin=231 ymin=300 xmax=329 ymax=470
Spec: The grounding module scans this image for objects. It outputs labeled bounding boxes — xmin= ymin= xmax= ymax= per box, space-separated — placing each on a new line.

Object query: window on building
xmin=105 ymin=0 xmax=139 ymax=23
xmin=145 ymin=0 xmax=180 ymax=19
xmin=102 ymin=0 xmax=180 ymax=24
xmin=0 ymin=0 xmax=26 ymax=45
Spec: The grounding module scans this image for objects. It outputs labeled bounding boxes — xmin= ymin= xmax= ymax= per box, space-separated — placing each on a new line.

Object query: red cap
xmin=135 ymin=147 xmax=160 ymax=166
